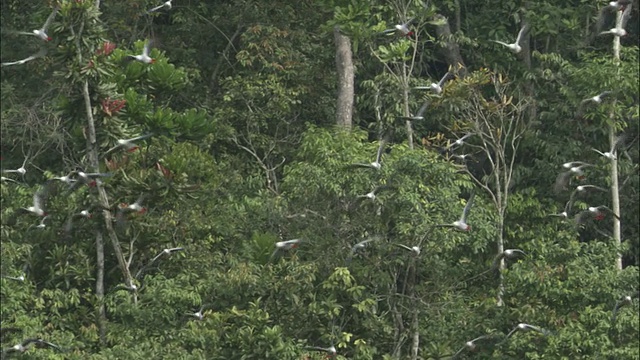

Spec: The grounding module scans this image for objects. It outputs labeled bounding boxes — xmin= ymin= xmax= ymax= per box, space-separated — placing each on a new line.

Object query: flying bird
xmin=118 ymin=194 xmax=147 ymax=214
xmin=548 ymin=200 xmax=572 ymax=219
xmin=346 ymin=237 xmax=380 ymax=264
xmin=594 ymin=1 xmax=632 ymax=35
xmin=414 ymin=72 xmax=452 ymax=94
xmin=14 ymin=186 xmax=49 ymax=218
xmin=70 ymin=171 xmax=113 ymax=190
xmin=2 ymin=338 xmax=61 ymax=355
xmin=357 ymin=185 xmax=394 ymax=202
xmin=270 ymin=239 xmax=303 ymax=260
xmin=46 ymin=172 xmax=77 ymax=187
xmin=1 ymin=176 xmax=20 ymax=183
xmin=184 ymin=304 xmax=211 ymax=321
xmin=303 ymin=345 xmax=337 ymax=357
xmin=575 ymin=91 xmax=613 ymax=119
xmin=2 ymin=274 xmax=25 ymax=282
xmin=381 ymin=18 xmax=415 ymax=38
xmin=592 ymin=147 xmax=617 ymax=160
xmin=34 ymin=215 xmax=50 ymax=229
xmin=149 ymin=247 xmax=184 ymax=263
xmin=554 ymin=164 xmax=593 ymax=193
xmin=1 ymin=158 xmax=28 ymax=176
xmin=491 ymin=24 xmax=529 ymax=54
xmin=575 ymin=205 xmax=619 ymax=225
xmin=146 ymin=0 xmax=172 ymax=14
xmin=611 ymin=292 xmax=638 ymax=324
xmin=399 ymin=99 xmax=430 ymax=121
xmin=10 ymin=6 xmax=59 ymax=42
xmin=126 ymin=40 xmax=155 ymax=64
xmin=506 ymin=323 xmax=550 ymax=338
xmin=1 ymin=48 xmax=48 ymax=67
xmin=599 ymin=4 xmax=633 ymax=37
xmin=434 ymin=190 xmax=475 ymax=231
xmin=445 ymin=133 xmax=474 ymax=151
xmin=63 ymin=207 xmax=103 ymax=238
xmin=393 ymin=243 xmax=421 ymax=256
xmin=116 ymin=194 xmax=148 ymax=229
xmin=103 ymin=134 xmax=153 ymax=156
xmin=348 ymin=137 xmax=387 ymax=170
xmin=562 ymin=161 xmax=592 ymax=169
xmin=568 ymin=184 xmax=608 ymax=207
xmin=492 ymin=249 xmax=526 ymax=269
xmin=112 ymin=282 xmax=139 ymax=293
xmin=133 ymin=247 xmax=184 ymax=279
xmin=450 ymin=334 xmax=502 ymax=359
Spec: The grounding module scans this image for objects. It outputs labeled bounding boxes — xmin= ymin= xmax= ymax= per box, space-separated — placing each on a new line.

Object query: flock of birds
xmin=1 ymin=0 xmax=638 ymax=358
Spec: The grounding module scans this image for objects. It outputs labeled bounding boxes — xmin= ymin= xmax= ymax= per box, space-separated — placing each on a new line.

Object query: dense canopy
xmin=0 ymin=0 xmax=638 ymax=359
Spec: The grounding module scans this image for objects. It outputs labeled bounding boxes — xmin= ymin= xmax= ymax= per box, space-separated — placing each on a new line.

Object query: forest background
xmin=0 ymin=0 xmax=638 ymax=359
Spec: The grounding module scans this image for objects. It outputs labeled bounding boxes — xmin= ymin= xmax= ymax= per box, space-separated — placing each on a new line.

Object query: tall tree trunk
xmin=410 ymin=309 xmax=419 ymax=360
xmin=402 ymin=67 xmax=414 ymax=150
xmin=432 ymin=14 xmax=467 ymax=78
xmin=334 ymin=26 xmax=354 ymax=128
xmin=95 ymin=231 xmax=106 ymax=346
xmin=611 ymin=10 xmax=622 ymax=270
xmin=496 ymin=208 xmax=506 ymax=306
xmin=82 ymin=81 xmax=135 ymax=294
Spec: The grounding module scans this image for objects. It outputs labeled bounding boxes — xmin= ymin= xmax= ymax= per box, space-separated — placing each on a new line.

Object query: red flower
xmin=101 ymin=97 xmax=127 ymax=117
xmin=96 ymin=41 xmax=116 ymax=56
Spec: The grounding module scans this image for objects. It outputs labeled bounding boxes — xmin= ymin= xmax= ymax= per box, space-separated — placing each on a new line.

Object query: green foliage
xmin=0 ymin=0 xmax=637 ymax=359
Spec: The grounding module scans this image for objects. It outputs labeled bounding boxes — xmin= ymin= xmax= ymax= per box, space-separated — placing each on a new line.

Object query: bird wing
xmin=491 ymin=252 xmax=506 ymax=269
xmin=620 ymin=4 xmax=633 ymax=29
xmin=143 ymin=40 xmax=153 ymax=57
xmin=515 ymin=24 xmax=529 ymax=45
xmin=147 ymin=4 xmax=165 ymax=13
xmin=33 ymin=187 xmax=47 ymax=211
xmin=434 ymin=223 xmax=456 ymax=228
xmin=86 ymin=172 xmax=113 ymax=178
xmin=352 ymin=239 xmax=374 ymax=252
xmin=595 ymin=6 xmax=614 ymax=34
xmin=459 ymin=133 xmax=473 ymax=142
xmin=128 ymin=133 xmax=154 ymax=142
xmin=393 ymin=243 xmax=413 ymax=252
xmin=460 ymin=190 xmax=475 ymax=223
xmin=437 ymin=72 xmax=451 ymax=88
xmin=36 ymin=339 xmax=61 ymax=350
xmin=491 ymin=40 xmax=510 ymax=47
xmin=42 ymin=7 xmax=60 ymax=31
xmin=599 ymin=206 xmax=621 ymax=220
xmin=554 ymin=171 xmax=572 ymax=194
xmin=375 ymin=138 xmax=387 ymax=165
xmin=103 ymin=144 xmax=122 ymax=156
xmin=269 ymin=248 xmax=281 ymax=261
xmin=304 ymin=346 xmax=333 ymax=353
xmin=1 ymin=48 xmax=46 ymax=67
xmin=414 ymin=99 xmax=430 ymax=119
